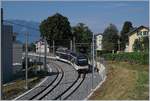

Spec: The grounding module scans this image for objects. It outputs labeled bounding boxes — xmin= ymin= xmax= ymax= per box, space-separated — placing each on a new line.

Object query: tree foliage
xmin=23 ymin=43 xmax=36 ymax=52
xmin=120 ymin=21 xmax=133 ymax=50
xmin=102 ymin=24 xmax=119 ymax=52
xmin=72 ymin=23 xmax=93 ymax=53
xmin=72 ymin=23 xmax=92 ymax=43
xmin=133 ymin=37 xmax=149 ymax=52
xmin=29 ymin=43 xmax=36 ymax=52
xmin=39 ymin=13 xmax=72 ymax=47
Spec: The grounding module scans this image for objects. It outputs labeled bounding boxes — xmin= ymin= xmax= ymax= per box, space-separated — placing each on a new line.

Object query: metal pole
xmin=73 ymin=36 xmax=76 ymax=52
xmin=1 ymin=8 xmax=3 ymax=100
xmin=96 ymin=49 xmax=97 ymax=69
xmin=90 ymin=43 xmax=93 ymax=91
xmin=25 ymin=32 xmax=28 ymax=89
xmin=70 ymin=40 xmax=73 ymax=51
xmin=44 ymin=37 xmax=47 ymax=71
xmin=118 ymin=39 xmax=120 ymax=52
xmin=92 ymin=33 xmax=95 ymax=90
xmin=39 ymin=41 xmax=41 ymax=70
xmin=53 ymin=40 xmax=55 ymax=56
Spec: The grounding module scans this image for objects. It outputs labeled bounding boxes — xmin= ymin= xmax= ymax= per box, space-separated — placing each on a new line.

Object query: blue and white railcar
xmin=56 ymin=49 xmax=89 ymax=71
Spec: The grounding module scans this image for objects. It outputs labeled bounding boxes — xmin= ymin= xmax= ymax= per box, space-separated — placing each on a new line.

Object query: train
xmin=56 ymin=48 xmax=89 ymax=72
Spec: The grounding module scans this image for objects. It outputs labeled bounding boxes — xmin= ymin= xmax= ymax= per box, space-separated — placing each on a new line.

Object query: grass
xmin=89 ymin=61 xmax=149 ymax=100
xmin=3 ymin=77 xmax=43 ymax=100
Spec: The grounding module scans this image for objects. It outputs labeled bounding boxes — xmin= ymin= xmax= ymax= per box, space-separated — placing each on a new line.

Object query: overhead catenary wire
xmin=3 ymin=20 xmax=40 ymax=31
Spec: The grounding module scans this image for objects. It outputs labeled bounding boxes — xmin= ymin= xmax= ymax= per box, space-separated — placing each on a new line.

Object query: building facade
xmin=35 ymin=39 xmax=49 ymax=53
xmin=128 ymin=26 xmax=149 ymax=52
xmin=12 ymin=33 xmax=23 ymax=73
xmin=95 ymin=33 xmax=103 ymax=51
xmin=2 ymin=25 xmax=13 ymax=83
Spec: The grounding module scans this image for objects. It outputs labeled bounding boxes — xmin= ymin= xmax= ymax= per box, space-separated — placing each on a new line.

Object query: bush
xmin=101 ymin=52 xmax=149 ymax=65
xmin=97 ymin=50 xmax=112 ymax=56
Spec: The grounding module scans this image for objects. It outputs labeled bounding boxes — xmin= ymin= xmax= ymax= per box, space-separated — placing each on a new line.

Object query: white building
xmin=35 ymin=39 xmax=49 ymax=53
xmin=95 ymin=33 xmax=103 ymax=51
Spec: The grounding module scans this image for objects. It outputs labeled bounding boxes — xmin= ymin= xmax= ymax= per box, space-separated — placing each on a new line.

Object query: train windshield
xmin=77 ymin=57 xmax=88 ymax=66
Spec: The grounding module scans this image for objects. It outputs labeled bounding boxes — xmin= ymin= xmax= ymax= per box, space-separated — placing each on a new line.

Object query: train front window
xmin=77 ymin=58 xmax=88 ymax=66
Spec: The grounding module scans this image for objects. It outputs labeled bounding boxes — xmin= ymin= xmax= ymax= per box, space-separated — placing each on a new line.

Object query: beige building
xmin=127 ymin=26 xmax=149 ymax=52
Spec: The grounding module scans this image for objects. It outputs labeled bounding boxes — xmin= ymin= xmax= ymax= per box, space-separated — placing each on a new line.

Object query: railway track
xmin=15 ymin=62 xmax=63 ymax=100
xmin=38 ymin=61 xmax=86 ymax=100
xmin=16 ymin=60 xmax=86 ymax=100
xmin=30 ymin=62 xmax=64 ymax=100
xmin=53 ymin=73 xmax=86 ymax=100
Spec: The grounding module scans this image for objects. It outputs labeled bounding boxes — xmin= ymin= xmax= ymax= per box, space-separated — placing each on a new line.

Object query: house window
xmin=137 ymin=31 xmax=142 ymax=36
xmin=143 ymin=31 xmax=148 ymax=36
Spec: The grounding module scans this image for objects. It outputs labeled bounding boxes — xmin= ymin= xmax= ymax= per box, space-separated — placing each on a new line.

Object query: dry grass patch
xmin=3 ymin=77 xmax=43 ymax=100
xmin=89 ymin=61 xmax=149 ymax=100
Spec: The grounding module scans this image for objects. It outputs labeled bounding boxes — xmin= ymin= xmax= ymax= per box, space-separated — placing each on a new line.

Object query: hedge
xmin=101 ymin=52 xmax=149 ymax=65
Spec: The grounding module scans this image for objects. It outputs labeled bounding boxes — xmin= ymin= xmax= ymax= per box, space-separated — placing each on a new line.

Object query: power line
xmin=3 ymin=20 xmax=40 ymax=31
xmin=3 ymin=20 xmax=41 ymax=38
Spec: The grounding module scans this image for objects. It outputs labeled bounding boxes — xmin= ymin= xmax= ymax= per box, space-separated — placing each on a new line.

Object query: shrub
xmin=97 ymin=50 xmax=112 ymax=56
xmin=101 ymin=52 xmax=149 ymax=65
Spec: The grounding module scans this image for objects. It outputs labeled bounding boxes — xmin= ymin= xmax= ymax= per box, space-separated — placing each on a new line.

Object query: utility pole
xmin=73 ymin=36 xmax=76 ymax=52
xmin=53 ymin=40 xmax=55 ymax=56
xmin=92 ymin=33 xmax=95 ymax=90
xmin=44 ymin=37 xmax=47 ymax=71
xmin=118 ymin=39 xmax=120 ymax=52
xmin=70 ymin=40 xmax=73 ymax=51
xmin=25 ymin=32 xmax=29 ymax=90
xmin=39 ymin=40 xmax=41 ymax=70
xmin=1 ymin=8 xmax=3 ymax=100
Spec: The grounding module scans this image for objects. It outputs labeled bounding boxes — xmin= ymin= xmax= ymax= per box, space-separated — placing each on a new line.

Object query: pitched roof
xmin=95 ymin=33 xmax=103 ymax=36
xmin=128 ymin=25 xmax=149 ymax=36
xmin=35 ymin=39 xmax=44 ymax=44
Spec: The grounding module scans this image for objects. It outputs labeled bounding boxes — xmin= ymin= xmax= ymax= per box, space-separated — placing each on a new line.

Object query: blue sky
xmin=2 ymin=1 xmax=149 ymax=33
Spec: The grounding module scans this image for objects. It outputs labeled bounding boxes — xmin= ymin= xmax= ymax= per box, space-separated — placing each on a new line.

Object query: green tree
xmin=133 ymin=39 xmax=142 ymax=52
xmin=142 ymin=37 xmax=149 ymax=52
xmin=39 ymin=13 xmax=72 ymax=48
xmin=133 ymin=37 xmax=149 ymax=52
xmin=120 ymin=21 xmax=133 ymax=50
xmin=72 ymin=23 xmax=93 ymax=53
xmin=22 ymin=43 xmax=36 ymax=52
xmin=72 ymin=23 xmax=92 ymax=43
xmin=102 ymin=24 xmax=119 ymax=52
xmin=29 ymin=43 xmax=36 ymax=52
